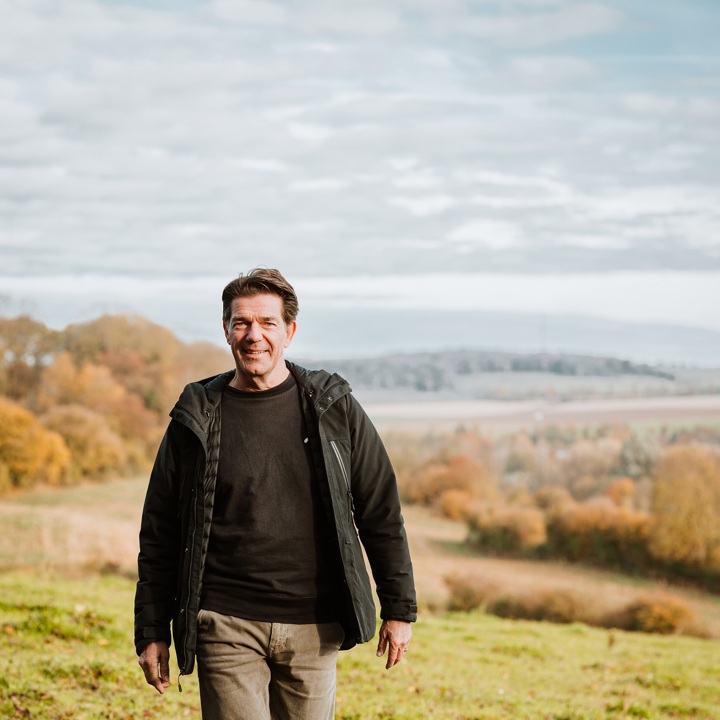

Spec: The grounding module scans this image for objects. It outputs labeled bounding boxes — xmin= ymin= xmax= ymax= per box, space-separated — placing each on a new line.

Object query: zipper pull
xmin=178 ymin=673 xmax=183 ymax=692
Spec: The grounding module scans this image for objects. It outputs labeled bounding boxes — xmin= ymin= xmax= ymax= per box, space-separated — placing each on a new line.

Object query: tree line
xmin=0 ymin=314 xmax=229 ymax=492
xmin=386 ymin=422 xmax=720 ymax=591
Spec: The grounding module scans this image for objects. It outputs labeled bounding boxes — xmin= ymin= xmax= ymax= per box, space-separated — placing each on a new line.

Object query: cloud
xmin=211 ymin=0 xmax=289 ymax=24
xmin=290 ymin=178 xmax=349 ymax=191
xmin=508 ymin=55 xmax=596 ymax=83
xmin=387 ymin=195 xmax=457 ymax=216
xmin=447 ymin=220 xmax=524 ymax=250
xmin=0 ymin=0 xmax=718 ymax=292
xmin=452 ymin=3 xmax=624 ymax=47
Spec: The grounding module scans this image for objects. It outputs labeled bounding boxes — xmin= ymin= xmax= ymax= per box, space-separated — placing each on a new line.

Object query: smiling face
xmin=223 ymin=293 xmax=297 ymax=391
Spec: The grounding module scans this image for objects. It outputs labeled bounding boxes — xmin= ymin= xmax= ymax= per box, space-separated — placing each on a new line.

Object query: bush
xmin=546 ymin=503 xmax=651 ymax=572
xmin=533 ymin=485 xmax=574 ymax=516
xmin=611 ymin=592 xmax=696 ymax=635
xmin=407 ymin=455 xmax=498 ymax=506
xmin=445 ymin=574 xmax=707 ymax=638
xmin=490 ymin=589 xmax=584 ymax=625
xmin=467 ymin=505 xmax=547 ymax=554
xmin=436 ymin=488 xmax=475 ymax=521
xmin=445 ymin=574 xmax=498 ymax=612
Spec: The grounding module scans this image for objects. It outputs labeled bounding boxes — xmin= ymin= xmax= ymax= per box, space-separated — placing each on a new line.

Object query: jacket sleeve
xmin=346 ymin=395 xmax=417 ymax=622
xmin=133 ymin=421 xmax=183 ymax=655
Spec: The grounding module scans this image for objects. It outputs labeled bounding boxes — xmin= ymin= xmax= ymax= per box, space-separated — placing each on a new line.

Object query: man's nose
xmin=246 ymin=322 xmax=263 ymax=341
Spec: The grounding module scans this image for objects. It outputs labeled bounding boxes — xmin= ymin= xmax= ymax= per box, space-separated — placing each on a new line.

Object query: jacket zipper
xmin=330 ymin=440 xmax=354 ymax=515
xmin=179 ymin=412 xmax=209 ymax=688
xmin=179 ymin=491 xmax=198 ymax=691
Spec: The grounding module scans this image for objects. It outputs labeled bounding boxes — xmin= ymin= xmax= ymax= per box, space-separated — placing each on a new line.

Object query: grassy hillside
xmin=2 ymin=570 xmax=720 ymax=720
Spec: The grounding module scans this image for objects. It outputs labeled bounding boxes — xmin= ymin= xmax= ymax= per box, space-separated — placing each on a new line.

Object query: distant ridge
xmin=294 ymin=349 xmax=720 ymax=402
xmin=289 ymin=308 xmax=720 ymax=370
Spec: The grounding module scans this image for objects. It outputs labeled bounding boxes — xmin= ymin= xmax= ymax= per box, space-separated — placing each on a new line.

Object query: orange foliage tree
xmin=0 ymin=397 xmax=70 ymax=489
xmin=41 ymin=405 xmax=128 ymax=479
xmin=649 ymin=444 xmax=720 ymax=570
xmin=405 ymin=455 xmax=499 ymax=511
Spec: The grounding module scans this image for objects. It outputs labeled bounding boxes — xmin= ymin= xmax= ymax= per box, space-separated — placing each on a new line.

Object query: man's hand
xmin=138 ymin=640 xmax=171 ymax=694
xmin=376 ymin=619 xmax=412 ymax=670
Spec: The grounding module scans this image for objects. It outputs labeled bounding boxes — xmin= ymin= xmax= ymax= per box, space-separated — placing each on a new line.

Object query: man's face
xmin=223 ymin=293 xmax=296 ymax=391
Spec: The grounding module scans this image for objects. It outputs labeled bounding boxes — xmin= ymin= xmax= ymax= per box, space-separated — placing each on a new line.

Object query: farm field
xmin=362 ymin=394 xmax=720 ymax=431
xmin=2 ymin=477 xmax=720 ymax=718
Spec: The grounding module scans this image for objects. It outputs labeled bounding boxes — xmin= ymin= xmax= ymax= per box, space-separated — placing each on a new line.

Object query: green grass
xmin=2 ymin=572 xmax=720 ymax=719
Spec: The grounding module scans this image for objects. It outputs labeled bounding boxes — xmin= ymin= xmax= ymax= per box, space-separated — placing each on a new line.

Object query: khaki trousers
xmin=196 ymin=609 xmax=344 ymax=720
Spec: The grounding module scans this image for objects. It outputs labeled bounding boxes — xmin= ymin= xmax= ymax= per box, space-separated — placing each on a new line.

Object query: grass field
xmin=2 ymin=570 xmax=720 ymax=720
xmin=3 ymin=477 xmax=720 ymax=718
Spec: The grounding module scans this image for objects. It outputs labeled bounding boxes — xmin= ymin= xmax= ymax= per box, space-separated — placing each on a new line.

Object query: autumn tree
xmin=406 ymin=455 xmax=499 ymax=508
xmin=41 ymin=405 xmax=128 ymax=479
xmin=605 ymin=477 xmax=637 ymax=509
xmin=0 ymin=397 xmax=70 ymax=489
xmin=620 ymin=433 xmax=662 ymax=479
xmin=0 ymin=315 xmax=60 ymax=402
xmin=63 ymin=314 xmax=228 ymax=413
xmin=560 ymin=437 xmax=623 ymax=499
xmin=649 ymin=444 xmax=720 ymax=570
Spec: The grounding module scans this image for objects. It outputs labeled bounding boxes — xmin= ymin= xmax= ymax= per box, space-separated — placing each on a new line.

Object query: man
xmin=135 ymin=268 xmax=416 ymax=719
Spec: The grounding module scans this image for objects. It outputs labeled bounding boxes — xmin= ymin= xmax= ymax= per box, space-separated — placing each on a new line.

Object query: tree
xmin=649 ymin=444 xmax=720 ymax=569
xmin=620 ymin=433 xmax=662 ymax=479
xmin=41 ymin=405 xmax=128 ymax=479
xmin=0 ymin=315 xmax=60 ymax=401
xmin=0 ymin=398 xmax=70 ymax=489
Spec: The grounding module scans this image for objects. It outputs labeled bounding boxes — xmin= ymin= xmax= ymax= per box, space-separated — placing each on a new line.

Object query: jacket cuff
xmin=135 ymin=626 xmax=172 ymax=656
xmin=380 ymin=604 xmax=418 ymax=623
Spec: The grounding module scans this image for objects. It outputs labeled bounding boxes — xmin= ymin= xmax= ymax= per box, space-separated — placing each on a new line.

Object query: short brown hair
xmin=222 ymin=268 xmax=299 ymax=325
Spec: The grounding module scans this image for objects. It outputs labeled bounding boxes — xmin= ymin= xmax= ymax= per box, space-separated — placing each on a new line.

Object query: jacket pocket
xmin=330 ymin=439 xmax=354 ymax=519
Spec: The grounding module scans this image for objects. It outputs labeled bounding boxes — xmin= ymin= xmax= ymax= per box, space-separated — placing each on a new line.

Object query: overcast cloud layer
xmin=1 ymin=0 xmax=719 ymax=357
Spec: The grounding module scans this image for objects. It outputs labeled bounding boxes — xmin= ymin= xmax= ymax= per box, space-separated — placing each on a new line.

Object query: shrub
xmin=467 ymin=505 xmax=547 ymax=554
xmin=407 ymin=455 xmax=498 ymax=506
xmin=533 ymin=485 xmax=574 ymax=516
xmin=490 ymin=589 xmax=583 ymax=625
xmin=436 ymin=488 xmax=475 ymax=521
xmin=546 ymin=503 xmax=651 ymax=572
xmin=444 ymin=574 xmax=498 ymax=612
xmin=611 ymin=593 xmax=696 ymax=635
xmin=605 ymin=477 xmax=636 ymax=508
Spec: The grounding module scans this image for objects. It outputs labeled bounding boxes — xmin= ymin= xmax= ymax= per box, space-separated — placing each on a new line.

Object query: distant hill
xmin=296 ymin=350 xmax=720 ymax=402
xmin=288 ymin=307 xmax=720 ymax=370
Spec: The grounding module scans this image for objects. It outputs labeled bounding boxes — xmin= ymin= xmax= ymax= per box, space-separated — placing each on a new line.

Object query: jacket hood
xmin=287 ymin=361 xmax=351 ymax=413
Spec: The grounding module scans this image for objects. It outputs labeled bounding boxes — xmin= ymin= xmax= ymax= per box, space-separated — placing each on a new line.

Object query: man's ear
xmin=284 ymin=321 xmax=297 ymax=348
xmin=222 ymin=319 xmax=231 ymax=344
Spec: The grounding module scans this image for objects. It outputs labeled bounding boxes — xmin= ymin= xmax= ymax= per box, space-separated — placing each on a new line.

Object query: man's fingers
xmin=159 ymin=654 xmax=170 ymax=685
xmin=385 ymin=643 xmax=409 ymax=669
xmin=376 ymin=634 xmax=388 ymax=657
xmin=138 ymin=641 xmax=170 ymax=694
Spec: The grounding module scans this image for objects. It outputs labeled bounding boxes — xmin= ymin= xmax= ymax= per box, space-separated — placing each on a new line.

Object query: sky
xmin=1 ymin=0 xmax=719 ymax=364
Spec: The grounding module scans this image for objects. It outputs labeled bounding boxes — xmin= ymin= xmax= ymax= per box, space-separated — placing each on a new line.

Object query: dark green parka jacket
xmin=134 ymin=362 xmax=417 ymax=676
